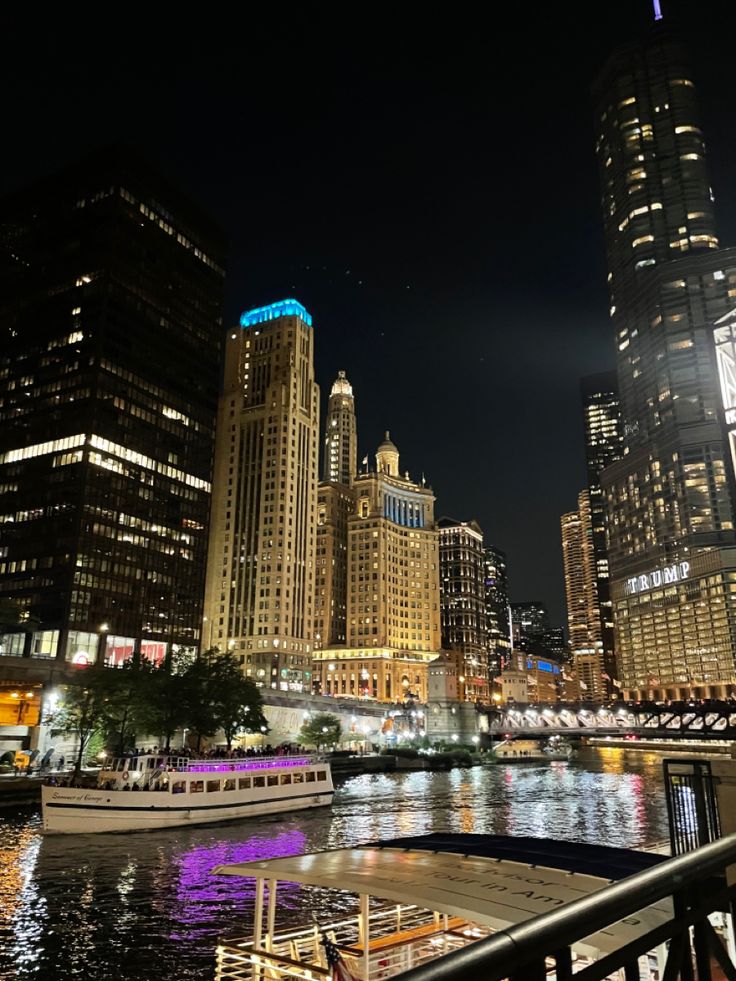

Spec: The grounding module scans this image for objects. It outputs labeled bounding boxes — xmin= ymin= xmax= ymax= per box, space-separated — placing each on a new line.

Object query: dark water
xmin=0 ymin=748 xmax=670 ymax=981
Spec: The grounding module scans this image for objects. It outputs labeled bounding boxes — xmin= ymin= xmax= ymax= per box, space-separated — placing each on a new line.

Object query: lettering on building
xmin=625 ymin=561 xmax=690 ymax=596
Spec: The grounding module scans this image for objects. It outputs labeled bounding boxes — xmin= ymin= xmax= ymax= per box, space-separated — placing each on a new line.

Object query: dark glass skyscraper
xmin=483 ymin=545 xmax=510 ymax=674
xmin=580 ymin=372 xmax=623 ymax=681
xmin=594 ymin=24 xmax=736 ymax=698
xmin=438 ymin=517 xmax=489 ymax=701
xmin=0 ymin=150 xmax=226 ymax=669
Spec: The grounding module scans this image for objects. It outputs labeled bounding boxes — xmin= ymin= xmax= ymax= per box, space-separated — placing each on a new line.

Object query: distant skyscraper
xmin=510 ymin=602 xmax=550 ymax=649
xmin=315 ymin=371 xmax=357 ymax=650
xmin=438 ymin=517 xmax=489 ymax=701
xmin=323 ymin=370 xmax=357 ymax=484
xmin=483 ymin=545 xmax=510 ymax=674
xmin=0 ymin=150 xmax=225 ymax=670
xmin=581 ymin=372 xmax=623 ymax=680
xmin=313 ymin=432 xmax=440 ymax=703
xmin=594 ymin=24 xmax=736 ymax=698
xmin=561 ymin=490 xmax=605 ymax=701
xmin=203 ymin=299 xmax=319 ymax=693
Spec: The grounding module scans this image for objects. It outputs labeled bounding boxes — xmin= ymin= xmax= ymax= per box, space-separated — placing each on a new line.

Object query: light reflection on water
xmin=0 ymin=748 xmax=669 ymax=981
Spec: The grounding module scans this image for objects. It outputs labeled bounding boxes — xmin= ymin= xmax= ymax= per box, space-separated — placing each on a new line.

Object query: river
xmin=0 ymin=747 xmax=672 ymax=981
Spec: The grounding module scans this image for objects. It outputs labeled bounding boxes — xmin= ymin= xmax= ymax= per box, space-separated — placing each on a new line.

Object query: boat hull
xmin=42 ymin=785 xmax=333 ymax=834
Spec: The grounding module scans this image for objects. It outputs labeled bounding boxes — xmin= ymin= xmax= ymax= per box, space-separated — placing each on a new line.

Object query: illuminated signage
xmin=625 ymin=561 xmax=690 ymax=595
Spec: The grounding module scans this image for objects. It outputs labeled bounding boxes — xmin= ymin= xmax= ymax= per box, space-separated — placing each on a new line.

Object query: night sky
xmin=3 ymin=1 xmax=736 ymax=627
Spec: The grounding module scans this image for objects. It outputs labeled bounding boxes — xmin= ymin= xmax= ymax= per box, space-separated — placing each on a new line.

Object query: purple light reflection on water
xmin=170 ymin=829 xmax=307 ymax=939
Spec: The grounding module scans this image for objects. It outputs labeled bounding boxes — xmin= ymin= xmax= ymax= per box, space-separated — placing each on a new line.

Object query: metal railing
xmin=397 ymin=832 xmax=736 ymax=981
xmin=664 ymin=759 xmax=721 ymax=856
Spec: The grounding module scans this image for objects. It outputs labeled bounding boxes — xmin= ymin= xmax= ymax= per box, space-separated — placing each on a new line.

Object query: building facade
xmin=313 ymin=432 xmax=440 ymax=702
xmin=580 ymin=372 xmax=624 ymax=681
xmin=0 ymin=150 xmax=225 ymax=673
xmin=483 ymin=545 xmax=510 ymax=675
xmin=510 ymin=602 xmax=550 ymax=650
xmin=315 ymin=371 xmax=358 ymax=650
xmin=594 ymin=25 xmax=736 ymax=698
xmin=203 ymin=299 xmax=319 ymax=693
xmin=438 ymin=517 xmax=489 ymax=701
xmin=561 ymin=490 xmax=605 ymax=701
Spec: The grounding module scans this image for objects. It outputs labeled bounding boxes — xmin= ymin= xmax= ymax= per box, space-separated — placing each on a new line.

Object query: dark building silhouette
xmin=580 ymin=372 xmax=624 ymax=684
xmin=0 ymin=150 xmax=226 ymax=667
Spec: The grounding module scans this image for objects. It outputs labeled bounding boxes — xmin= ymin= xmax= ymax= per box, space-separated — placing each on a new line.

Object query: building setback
xmin=594 ymin=24 xmax=736 ymax=698
xmin=0 ymin=150 xmax=225 ymax=671
xmin=438 ymin=517 xmax=489 ymax=701
xmin=203 ymin=299 xmax=319 ymax=693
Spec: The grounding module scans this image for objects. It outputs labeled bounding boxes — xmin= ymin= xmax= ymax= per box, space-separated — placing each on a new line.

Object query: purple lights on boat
xmin=185 ymin=757 xmax=314 ymax=774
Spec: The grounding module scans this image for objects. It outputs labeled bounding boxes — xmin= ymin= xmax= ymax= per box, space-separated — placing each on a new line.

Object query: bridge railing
xmin=396 ymin=831 xmax=736 ymax=981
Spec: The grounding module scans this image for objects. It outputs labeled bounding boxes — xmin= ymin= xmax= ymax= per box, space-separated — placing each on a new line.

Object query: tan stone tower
xmin=203 ymin=300 xmax=319 ymax=693
xmin=313 ymin=431 xmax=441 ymax=702
xmin=315 ymin=371 xmax=359 ymax=650
xmin=323 ymin=370 xmax=357 ymax=484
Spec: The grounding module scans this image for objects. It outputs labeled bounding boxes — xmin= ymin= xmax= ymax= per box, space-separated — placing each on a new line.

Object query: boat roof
xmin=212 ymin=834 xmax=670 ymax=956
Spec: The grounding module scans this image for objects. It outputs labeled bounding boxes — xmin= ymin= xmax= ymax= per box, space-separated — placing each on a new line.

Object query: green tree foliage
xmin=99 ymin=660 xmax=152 ymax=756
xmin=134 ymin=661 xmax=190 ymax=751
xmin=207 ymin=651 xmax=268 ymax=751
xmin=48 ymin=673 xmax=111 ymax=777
xmin=299 ymin=712 xmax=342 ymax=749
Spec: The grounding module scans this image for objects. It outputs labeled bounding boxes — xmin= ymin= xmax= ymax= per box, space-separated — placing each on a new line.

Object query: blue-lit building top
xmin=239 ymin=298 xmax=312 ymax=329
xmin=383 ymin=490 xmax=427 ymax=528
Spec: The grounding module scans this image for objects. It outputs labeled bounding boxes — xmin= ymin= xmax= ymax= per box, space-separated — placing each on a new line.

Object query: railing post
xmin=553 ymin=946 xmax=573 ymax=981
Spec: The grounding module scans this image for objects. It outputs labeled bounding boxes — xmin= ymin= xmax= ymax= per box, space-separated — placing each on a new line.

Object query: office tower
xmin=561 ymin=491 xmax=605 ymax=701
xmin=580 ymin=372 xmax=624 ymax=680
xmin=323 ymin=370 xmax=357 ymax=484
xmin=315 ymin=371 xmax=357 ymax=650
xmin=0 ymin=150 xmax=225 ymax=671
xmin=313 ymin=432 xmax=440 ymax=702
xmin=542 ymin=627 xmax=567 ymax=661
xmin=510 ymin=602 xmax=550 ymax=649
xmin=203 ymin=299 xmax=319 ymax=693
xmin=438 ymin=517 xmax=489 ymax=701
xmin=594 ymin=23 xmax=736 ymax=698
xmin=483 ymin=545 xmax=510 ymax=674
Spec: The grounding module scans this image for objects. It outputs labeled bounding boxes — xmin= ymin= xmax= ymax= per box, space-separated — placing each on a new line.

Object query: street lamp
xmin=97 ymin=623 xmax=109 ymax=664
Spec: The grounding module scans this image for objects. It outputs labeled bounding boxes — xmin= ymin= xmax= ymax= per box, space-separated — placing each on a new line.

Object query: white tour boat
xmin=41 ymin=753 xmax=333 ymax=834
xmin=211 ymin=833 xmax=671 ymax=981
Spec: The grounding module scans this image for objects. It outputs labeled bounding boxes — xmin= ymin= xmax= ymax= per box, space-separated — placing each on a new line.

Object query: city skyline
xmin=2 ymin=4 xmax=736 ymax=628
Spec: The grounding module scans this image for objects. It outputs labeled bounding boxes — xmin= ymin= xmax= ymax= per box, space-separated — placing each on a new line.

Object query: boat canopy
xmin=213 ymin=836 xmax=672 ymax=956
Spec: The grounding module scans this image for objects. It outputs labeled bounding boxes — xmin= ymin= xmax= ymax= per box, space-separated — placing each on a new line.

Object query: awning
xmin=213 ymin=840 xmax=673 ymax=956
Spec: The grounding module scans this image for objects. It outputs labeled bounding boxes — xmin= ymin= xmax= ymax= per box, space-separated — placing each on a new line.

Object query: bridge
xmin=479 ymin=701 xmax=736 ymax=740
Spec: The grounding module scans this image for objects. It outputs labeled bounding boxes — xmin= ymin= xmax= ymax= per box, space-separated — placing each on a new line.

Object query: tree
xmin=134 ymin=661 xmax=190 ymax=751
xmin=99 ymin=660 xmax=152 ymax=756
xmin=48 ymin=673 xmax=110 ymax=778
xmin=208 ymin=652 xmax=268 ymax=752
xmin=299 ymin=712 xmax=342 ymax=750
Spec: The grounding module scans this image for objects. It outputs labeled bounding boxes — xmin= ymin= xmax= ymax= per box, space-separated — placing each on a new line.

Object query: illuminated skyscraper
xmin=203 ymin=299 xmax=319 ymax=693
xmin=594 ymin=24 xmax=736 ymax=698
xmin=483 ymin=545 xmax=510 ymax=674
xmin=438 ymin=517 xmax=489 ymax=701
xmin=323 ymin=370 xmax=357 ymax=484
xmin=0 ymin=150 xmax=225 ymax=669
xmin=561 ymin=490 xmax=605 ymax=701
xmin=315 ymin=371 xmax=358 ymax=650
xmin=313 ymin=432 xmax=440 ymax=702
xmin=580 ymin=372 xmax=623 ymax=682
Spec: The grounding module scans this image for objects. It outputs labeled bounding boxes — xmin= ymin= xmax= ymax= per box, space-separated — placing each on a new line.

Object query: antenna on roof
xmin=653 ymin=0 xmax=663 ymax=20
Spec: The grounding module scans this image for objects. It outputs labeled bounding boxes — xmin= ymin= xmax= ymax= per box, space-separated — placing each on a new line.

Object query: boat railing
xmin=182 ymin=754 xmax=325 ymax=774
xmin=216 ymin=904 xmax=489 ymax=981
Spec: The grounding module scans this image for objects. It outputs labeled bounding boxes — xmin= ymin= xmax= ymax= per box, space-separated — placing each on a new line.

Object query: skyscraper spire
xmin=323 ymin=370 xmax=357 ymax=484
xmin=653 ymin=0 xmax=663 ymax=21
